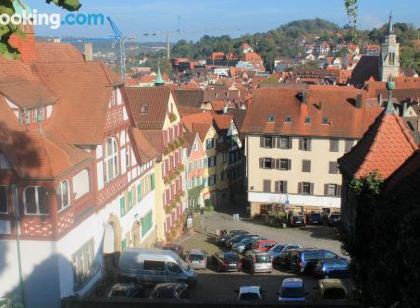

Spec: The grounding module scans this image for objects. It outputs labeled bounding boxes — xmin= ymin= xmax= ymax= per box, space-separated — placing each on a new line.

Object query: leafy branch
xmin=344 ymin=0 xmax=358 ymax=42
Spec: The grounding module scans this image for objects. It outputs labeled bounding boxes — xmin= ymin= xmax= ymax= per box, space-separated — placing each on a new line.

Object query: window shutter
xmin=310 ymin=183 xmax=314 ymax=195
xmin=284 ymin=181 xmax=288 ymax=193
xmin=259 ymin=158 xmax=264 ymax=168
xmin=298 ymin=138 xmax=303 ymax=150
xmin=324 ymin=184 xmax=329 ymax=196
xmin=329 ymin=162 xmax=333 ymax=174
xmin=337 ymin=185 xmax=342 ymax=197
xmin=288 ymin=137 xmax=292 ymax=149
xmin=298 ymin=182 xmax=302 ymax=194
xmin=275 ymin=159 xmax=280 ymax=169
xmin=308 ymin=139 xmax=312 ymax=151
xmin=271 ymin=158 xmax=275 ymax=169
xmin=288 ymin=159 xmax=292 ymax=170
xmin=260 ymin=136 xmax=264 ymax=148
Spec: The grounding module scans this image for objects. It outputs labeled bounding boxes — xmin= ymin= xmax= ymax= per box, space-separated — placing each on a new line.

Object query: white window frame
xmin=57 ymin=180 xmax=70 ymax=212
xmin=24 ymin=186 xmax=49 ymax=216
xmin=104 ymin=137 xmax=119 ymax=183
xmin=327 ymin=184 xmax=338 ymax=196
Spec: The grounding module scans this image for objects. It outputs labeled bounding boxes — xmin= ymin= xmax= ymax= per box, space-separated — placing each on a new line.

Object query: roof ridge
xmin=394 ymin=114 xmax=419 ymax=150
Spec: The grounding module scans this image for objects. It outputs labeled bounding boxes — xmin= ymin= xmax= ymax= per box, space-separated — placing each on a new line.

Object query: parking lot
xmin=177 ymin=210 xmax=352 ymax=304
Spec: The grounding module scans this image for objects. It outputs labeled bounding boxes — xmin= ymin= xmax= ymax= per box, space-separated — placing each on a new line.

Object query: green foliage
xmin=349 ymin=171 xmax=383 ymax=196
xmin=141 ymin=57 xmax=172 ymax=75
xmin=344 ymin=0 xmax=358 ymax=42
xmin=204 ymin=199 xmax=214 ymax=212
xmin=0 ymin=0 xmax=81 ymax=59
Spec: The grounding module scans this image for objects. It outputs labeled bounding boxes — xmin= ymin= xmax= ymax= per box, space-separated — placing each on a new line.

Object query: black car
xmin=289 ymin=212 xmax=306 ymax=227
xmin=226 ymin=234 xmax=258 ymax=249
xmin=274 ymin=248 xmax=299 ymax=270
xmin=213 ymin=251 xmax=242 ymax=272
xmin=308 ymin=213 xmax=323 ymax=225
xmin=328 ymin=213 xmax=341 ymax=227
xmin=216 ymin=230 xmax=248 ymax=246
xmin=107 ymin=283 xmax=147 ymax=298
xmin=149 ymin=283 xmax=190 ymax=300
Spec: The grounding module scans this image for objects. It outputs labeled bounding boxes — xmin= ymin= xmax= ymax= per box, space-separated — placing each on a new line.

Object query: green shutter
xmin=121 ymin=238 xmax=127 ymax=250
xmin=142 ymin=211 xmax=153 ymax=236
xmin=128 ymin=191 xmax=133 ymax=209
xmin=150 ymin=174 xmax=155 ymax=190
xmin=120 ymin=196 xmax=126 ymax=216
xmin=137 ymin=183 xmax=142 ymax=202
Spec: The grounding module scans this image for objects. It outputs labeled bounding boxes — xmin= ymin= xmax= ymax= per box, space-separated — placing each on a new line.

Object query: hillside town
xmin=0 ymin=1 xmax=419 ymax=307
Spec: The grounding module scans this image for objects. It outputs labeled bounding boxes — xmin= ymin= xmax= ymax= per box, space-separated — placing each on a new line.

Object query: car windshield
xmin=311 ymin=213 xmax=321 ymax=218
xmin=188 ymin=254 xmax=204 ymax=261
xmin=255 ymin=254 xmax=270 ymax=263
xmin=224 ymin=253 xmax=239 ymax=262
xmin=281 ymin=287 xmax=305 ymax=298
xmin=240 ymin=292 xmax=260 ymax=300
xmin=272 ymin=245 xmax=285 ymax=252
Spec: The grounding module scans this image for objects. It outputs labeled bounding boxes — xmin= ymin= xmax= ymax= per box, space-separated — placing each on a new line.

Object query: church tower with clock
xmin=380 ymin=14 xmax=400 ymax=81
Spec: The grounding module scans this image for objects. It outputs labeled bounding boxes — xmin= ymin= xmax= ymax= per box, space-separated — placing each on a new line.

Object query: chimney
xmin=84 ymin=43 xmax=93 ymax=61
xmin=9 ymin=24 xmax=36 ymax=63
xmin=355 ymin=94 xmax=363 ymax=108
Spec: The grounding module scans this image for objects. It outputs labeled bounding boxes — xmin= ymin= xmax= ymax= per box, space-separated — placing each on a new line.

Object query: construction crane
xmin=142 ymin=17 xmax=240 ymax=60
xmin=107 ymin=17 xmax=128 ymax=84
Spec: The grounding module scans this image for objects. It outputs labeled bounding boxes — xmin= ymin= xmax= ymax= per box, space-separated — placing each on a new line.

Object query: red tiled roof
xmin=241 ymin=86 xmax=382 ymax=138
xmin=130 ymin=128 xmax=160 ymax=164
xmin=181 ymin=112 xmax=214 ymax=132
xmin=35 ymin=42 xmax=85 ymax=63
xmin=126 ymin=86 xmax=172 ymax=130
xmin=338 ymin=112 xmax=418 ymax=179
xmin=213 ymin=114 xmax=233 ymax=131
xmin=191 ymin=123 xmax=211 ymax=141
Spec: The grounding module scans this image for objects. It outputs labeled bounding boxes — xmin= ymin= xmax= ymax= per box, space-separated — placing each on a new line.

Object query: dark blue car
xmin=314 ymin=258 xmax=350 ymax=279
xmin=308 ymin=213 xmax=323 ymax=225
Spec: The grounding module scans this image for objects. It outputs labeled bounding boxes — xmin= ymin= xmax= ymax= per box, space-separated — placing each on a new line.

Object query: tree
xmin=344 ymin=0 xmax=358 ymax=42
xmin=0 ymin=0 xmax=81 ymax=59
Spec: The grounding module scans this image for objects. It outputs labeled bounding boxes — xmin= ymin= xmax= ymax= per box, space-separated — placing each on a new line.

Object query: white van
xmin=118 ymin=248 xmax=198 ymax=286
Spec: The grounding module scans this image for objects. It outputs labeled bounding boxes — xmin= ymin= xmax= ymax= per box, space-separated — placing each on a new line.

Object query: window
xmin=260 ymin=136 xmax=273 ymax=148
xmin=208 ymin=175 xmax=216 ymax=186
xmin=267 ymin=114 xmax=275 ymax=122
xmin=329 ymin=161 xmax=340 ymax=174
xmin=72 ymin=239 xmax=99 ymax=291
xmin=140 ymin=105 xmax=149 ymax=113
xmin=0 ymin=153 xmax=11 ymax=169
xmin=206 ymin=138 xmax=215 ymax=149
xmin=144 ymin=260 xmax=165 ymax=271
xmin=208 ymin=156 xmax=216 ymax=167
xmin=260 ymin=157 xmax=274 ymax=169
xmin=72 ymin=169 xmax=90 ymax=199
xmin=277 ymin=137 xmax=291 ymax=149
xmin=299 ymin=182 xmax=313 ymax=195
xmin=325 ymin=184 xmax=340 ymax=197
xmin=274 ymin=181 xmax=287 ymax=193
xmin=330 ymin=139 xmax=339 ymax=152
xmin=389 ymin=52 xmax=395 ymax=65
xmin=304 ymin=116 xmax=311 ymax=124
xmin=263 ymin=180 xmax=271 ymax=193
xmin=276 ymin=159 xmax=291 ymax=170
xmin=56 ymin=180 xmax=70 ymax=211
xmin=345 ymin=140 xmax=354 ymax=153
xmin=142 ymin=211 xmax=153 ymax=236
xmin=0 ymin=186 xmax=7 ymax=214
xmin=24 ymin=187 xmax=49 ymax=215
xmin=284 ymin=115 xmax=292 ymax=123
xmin=150 ymin=174 xmax=155 ymax=190
xmin=302 ymin=160 xmax=311 ymax=172
xmin=104 ymin=138 xmax=119 ymax=182
xmin=322 ymin=116 xmax=330 ymax=125
xmin=299 ymin=138 xmax=312 ymax=151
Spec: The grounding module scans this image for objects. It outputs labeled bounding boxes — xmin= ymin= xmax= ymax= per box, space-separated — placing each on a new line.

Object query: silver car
xmin=185 ymin=249 xmax=207 ymax=270
xmin=242 ymin=250 xmax=273 ymax=274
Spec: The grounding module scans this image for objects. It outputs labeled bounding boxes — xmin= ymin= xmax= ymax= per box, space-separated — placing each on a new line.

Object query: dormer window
xmin=284 ymin=115 xmax=292 ymax=123
xmin=19 ymin=108 xmax=45 ymax=125
xmin=322 ymin=116 xmax=330 ymax=125
xmin=305 ymin=116 xmax=312 ymax=124
xmin=140 ymin=105 xmax=149 ymax=114
xmin=267 ymin=114 xmax=275 ymax=122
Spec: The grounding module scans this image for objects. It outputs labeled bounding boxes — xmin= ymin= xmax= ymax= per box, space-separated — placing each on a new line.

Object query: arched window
xmin=24 ymin=186 xmax=49 ymax=215
xmin=56 ymin=180 xmax=70 ymax=211
xmin=104 ymin=138 xmax=119 ymax=182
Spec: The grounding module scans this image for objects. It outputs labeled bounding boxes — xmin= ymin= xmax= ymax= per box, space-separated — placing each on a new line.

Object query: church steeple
xmin=388 ymin=12 xmax=393 ymax=35
xmin=380 ymin=12 xmax=400 ymax=81
xmin=154 ymin=61 xmax=164 ymax=86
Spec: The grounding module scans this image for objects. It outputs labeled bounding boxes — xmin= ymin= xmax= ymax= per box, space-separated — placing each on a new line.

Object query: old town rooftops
xmin=241 ymin=86 xmax=383 ymax=139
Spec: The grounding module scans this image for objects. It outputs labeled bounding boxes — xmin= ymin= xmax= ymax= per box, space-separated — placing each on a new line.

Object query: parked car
xmin=277 ymin=278 xmax=306 ymax=302
xmin=226 ymin=234 xmax=258 ymax=249
xmin=269 ymin=244 xmax=302 ymax=262
xmin=232 ymin=236 xmax=261 ymax=254
xmin=235 ymin=286 xmax=264 ymax=302
xmin=161 ymin=243 xmax=184 ymax=258
xmin=185 ymin=249 xmax=207 ymax=270
xmin=307 ymin=212 xmax=323 ymax=225
xmin=213 ymin=251 xmax=242 ymax=272
xmin=118 ymin=248 xmax=197 ymax=286
xmin=314 ymin=258 xmax=350 ymax=279
xmin=216 ymin=230 xmax=249 ymax=246
xmin=107 ymin=283 xmax=147 ymax=298
xmin=289 ymin=212 xmax=306 ymax=227
xmin=242 ymin=250 xmax=272 ymax=274
xmin=273 ymin=248 xmax=300 ymax=269
xmin=289 ymin=248 xmax=340 ymax=274
xmin=328 ymin=213 xmax=341 ymax=227
xmin=250 ymin=239 xmax=277 ymax=252
xmin=316 ymin=279 xmax=348 ymax=300
xmin=149 ymin=283 xmax=190 ymax=300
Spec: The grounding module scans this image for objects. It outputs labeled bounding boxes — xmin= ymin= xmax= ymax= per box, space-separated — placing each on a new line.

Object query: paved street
xmin=177 ymin=209 xmax=352 ymax=304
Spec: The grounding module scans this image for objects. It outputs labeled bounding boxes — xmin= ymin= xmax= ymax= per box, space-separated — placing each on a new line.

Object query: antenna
xmin=107 ymin=17 xmax=127 ymax=84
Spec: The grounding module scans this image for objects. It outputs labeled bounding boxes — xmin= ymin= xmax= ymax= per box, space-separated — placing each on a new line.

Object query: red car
xmin=250 ymin=239 xmax=277 ymax=252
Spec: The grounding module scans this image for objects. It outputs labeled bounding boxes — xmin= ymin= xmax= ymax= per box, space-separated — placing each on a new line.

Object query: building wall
xmin=202 ymin=127 xmax=218 ymax=200
xmin=246 ymin=134 xmax=353 ymax=211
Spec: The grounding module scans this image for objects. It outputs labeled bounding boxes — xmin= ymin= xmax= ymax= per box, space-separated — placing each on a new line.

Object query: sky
xmin=25 ymin=0 xmax=420 ymax=42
